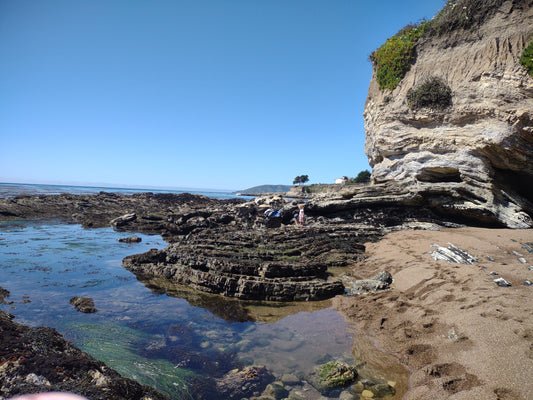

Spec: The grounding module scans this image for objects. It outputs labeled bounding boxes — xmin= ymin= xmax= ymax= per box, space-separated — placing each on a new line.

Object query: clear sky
xmin=0 ymin=0 xmax=446 ymax=191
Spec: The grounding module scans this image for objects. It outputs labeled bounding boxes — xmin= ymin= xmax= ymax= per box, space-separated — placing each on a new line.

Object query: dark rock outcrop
xmin=123 ymin=225 xmax=355 ymax=301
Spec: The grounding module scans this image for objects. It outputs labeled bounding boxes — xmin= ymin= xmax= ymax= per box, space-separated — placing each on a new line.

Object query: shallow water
xmin=0 ymin=220 xmax=393 ymax=399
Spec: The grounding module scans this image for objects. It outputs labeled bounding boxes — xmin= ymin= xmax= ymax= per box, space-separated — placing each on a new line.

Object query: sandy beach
xmin=334 ymin=227 xmax=533 ymax=400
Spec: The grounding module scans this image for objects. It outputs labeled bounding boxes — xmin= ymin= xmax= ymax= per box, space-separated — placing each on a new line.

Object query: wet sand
xmin=334 ymin=227 xmax=533 ymax=400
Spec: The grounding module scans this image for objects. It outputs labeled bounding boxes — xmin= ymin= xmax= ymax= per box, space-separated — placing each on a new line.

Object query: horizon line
xmin=0 ymin=180 xmax=239 ymax=193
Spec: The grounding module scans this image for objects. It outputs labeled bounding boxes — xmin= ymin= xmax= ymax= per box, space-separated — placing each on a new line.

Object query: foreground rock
xmin=364 ymin=0 xmax=533 ymax=228
xmin=312 ymin=361 xmax=358 ymax=391
xmin=0 ymin=310 xmax=170 ymax=400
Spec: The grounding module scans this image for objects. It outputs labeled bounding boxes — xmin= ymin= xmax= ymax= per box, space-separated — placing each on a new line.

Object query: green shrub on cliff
xmin=407 ymin=77 xmax=452 ymax=110
xmin=370 ymin=0 xmax=510 ymax=91
xmin=369 ymin=21 xmax=428 ymax=90
xmin=520 ymin=38 xmax=533 ymax=76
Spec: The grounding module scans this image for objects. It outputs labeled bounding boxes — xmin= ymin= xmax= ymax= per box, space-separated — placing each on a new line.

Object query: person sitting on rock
xmin=264 ymin=208 xmax=282 ymax=220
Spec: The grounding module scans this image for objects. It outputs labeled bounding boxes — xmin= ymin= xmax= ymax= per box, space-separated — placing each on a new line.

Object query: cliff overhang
xmin=364 ymin=0 xmax=533 ymax=228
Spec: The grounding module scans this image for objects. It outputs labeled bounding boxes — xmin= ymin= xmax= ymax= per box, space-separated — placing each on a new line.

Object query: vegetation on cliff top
xmin=371 ymin=0 xmax=510 ymax=90
xmin=520 ymin=37 xmax=533 ymax=76
xmin=369 ymin=22 xmax=428 ymax=90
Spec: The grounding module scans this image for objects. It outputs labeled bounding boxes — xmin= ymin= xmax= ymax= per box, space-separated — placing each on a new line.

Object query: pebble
xmin=339 ymin=390 xmax=358 ymax=400
xmin=361 ymin=389 xmax=374 ymax=398
xmin=512 ymin=251 xmax=524 ymax=257
xmin=489 ymin=271 xmax=499 ymax=276
xmin=521 ymin=244 xmax=533 ymax=253
xmin=529 ymin=266 xmax=533 ymax=271
xmin=524 ymin=279 xmax=533 ymax=286
xmin=25 ymin=373 xmax=51 ymax=387
xmin=486 ymin=255 xmax=496 ymax=262
xmin=280 ymin=374 xmax=300 ymax=386
xmin=494 ymin=277 xmax=512 ymax=287
xmin=518 ymin=257 xmax=527 ymax=264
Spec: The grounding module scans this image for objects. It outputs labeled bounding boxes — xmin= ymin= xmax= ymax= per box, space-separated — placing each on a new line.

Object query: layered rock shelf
xmin=123 ymin=227 xmax=357 ymax=301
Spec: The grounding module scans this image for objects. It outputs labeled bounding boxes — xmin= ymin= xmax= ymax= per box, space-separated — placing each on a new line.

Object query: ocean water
xmin=0 ymin=182 xmax=250 ymax=200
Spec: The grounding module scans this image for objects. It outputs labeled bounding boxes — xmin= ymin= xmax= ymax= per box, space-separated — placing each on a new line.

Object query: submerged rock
xmin=118 ymin=235 xmax=142 ymax=243
xmin=69 ymin=296 xmax=98 ymax=313
xmin=215 ymin=366 xmax=274 ymax=399
xmin=0 ymin=286 xmax=9 ymax=304
xmin=311 ymin=361 xmax=358 ymax=392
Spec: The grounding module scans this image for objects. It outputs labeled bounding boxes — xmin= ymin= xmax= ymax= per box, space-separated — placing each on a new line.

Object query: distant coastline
xmin=0 ymin=182 xmax=248 ymax=200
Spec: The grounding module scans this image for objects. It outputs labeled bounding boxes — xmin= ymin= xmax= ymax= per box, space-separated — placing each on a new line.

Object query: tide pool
xmin=0 ymin=220 xmax=360 ymax=399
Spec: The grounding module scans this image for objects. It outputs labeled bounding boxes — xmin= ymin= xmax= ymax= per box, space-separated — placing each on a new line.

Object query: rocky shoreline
xmin=0 ymin=188 xmax=468 ymax=302
xmin=0 ymin=188 xmax=531 ymax=399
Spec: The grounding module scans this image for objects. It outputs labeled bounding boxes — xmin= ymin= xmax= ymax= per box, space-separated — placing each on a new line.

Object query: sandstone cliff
xmin=364 ymin=0 xmax=533 ymax=228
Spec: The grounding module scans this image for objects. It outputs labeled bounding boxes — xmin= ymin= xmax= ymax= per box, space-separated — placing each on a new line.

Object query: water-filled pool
xmin=1 ymin=220 xmax=382 ymax=398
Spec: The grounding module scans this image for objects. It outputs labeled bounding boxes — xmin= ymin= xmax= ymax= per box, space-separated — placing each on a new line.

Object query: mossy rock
xmin=311 ymin=361 xmax=358 ymax=391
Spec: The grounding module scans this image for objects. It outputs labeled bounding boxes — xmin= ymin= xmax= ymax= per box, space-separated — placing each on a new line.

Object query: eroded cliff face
xmin=364 ymin=0 xmax=533 ymax=228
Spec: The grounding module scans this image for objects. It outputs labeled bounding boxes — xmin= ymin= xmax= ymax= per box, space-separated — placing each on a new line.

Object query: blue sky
xmin=0 ymin=0 xmax=445 ymax=191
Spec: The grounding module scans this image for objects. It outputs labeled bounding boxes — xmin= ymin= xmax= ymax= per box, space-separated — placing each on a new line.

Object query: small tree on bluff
xmin=293 ymin=175 xmax=309 ymax=186
xmin=354 ymin=170 xmax=371 ymax=183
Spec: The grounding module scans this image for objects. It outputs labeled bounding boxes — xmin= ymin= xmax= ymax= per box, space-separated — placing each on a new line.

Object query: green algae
xmin=71 ymin=322 xmax=197 ymax=399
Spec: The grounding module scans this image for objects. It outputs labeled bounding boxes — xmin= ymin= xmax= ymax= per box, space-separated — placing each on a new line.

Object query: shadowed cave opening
xmin=493 ymin=167 xmax=533 ymax=217
xmin=416 ymin=167 xmax=462 ymax=183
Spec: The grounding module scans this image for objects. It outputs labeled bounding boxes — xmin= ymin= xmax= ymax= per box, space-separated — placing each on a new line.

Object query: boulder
xmin=117 ymin=235 xmax=142 ymax=243
xmin=110 ymin=213 xmax=137 ymax=229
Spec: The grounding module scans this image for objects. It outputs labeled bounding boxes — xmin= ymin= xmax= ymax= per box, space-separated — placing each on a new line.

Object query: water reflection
xmin=140 ymin=276 xmax=333 ymax=323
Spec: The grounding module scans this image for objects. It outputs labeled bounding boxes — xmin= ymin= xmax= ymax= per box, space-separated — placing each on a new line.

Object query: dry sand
xmin=334 ymin=227 xmax=533 ymax=400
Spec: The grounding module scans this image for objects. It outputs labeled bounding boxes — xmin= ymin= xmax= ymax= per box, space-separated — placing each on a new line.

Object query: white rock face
xmin=364 ymin=1 xmax=533 ymax=228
